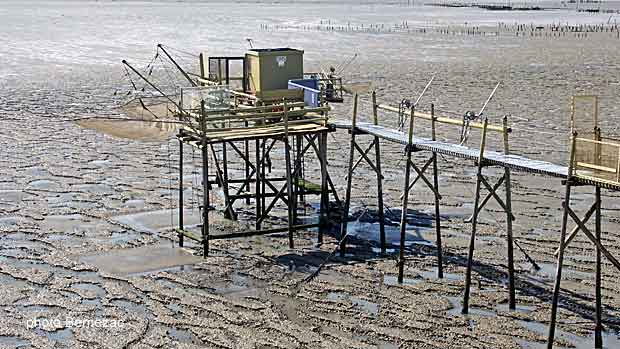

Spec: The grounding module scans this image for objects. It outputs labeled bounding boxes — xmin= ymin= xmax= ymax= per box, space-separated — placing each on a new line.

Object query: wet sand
xmin=2 ymin=5 xmax=620 ymax=349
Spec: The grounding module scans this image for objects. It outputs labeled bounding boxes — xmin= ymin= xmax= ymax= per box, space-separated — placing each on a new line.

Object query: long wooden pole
xmin=179 ymin=139 xmax=184 ymax=247
xmin=245 ymin=128 xmax=250 ymax=204
xmin=398 ymin=105 xmax=416 ymax=284
xmin=200 ymin=101 xmax=210 ymax=258
xmin=157 ymin=44 xmax=197 ymax=87
xmin=547 ymin=132 xmax=578 ymax=348
xmin=503 ymin=115 xmax=516 ymax=310
xmin=462 ymin=118 xmax=489 ymax=314
xmin=372 ymin=91 xmax=387 ymax=254
xmin=255 ymin=139 xmax=261 ymax=231
xmin=340 ymin=94 xmax=359 ymax=257
xmin=319 ymin=131 xmax=328 ymax=244
xmin=284 ymin=100 xmax=295 ymax=248
xmin=431 ymin=103 xmax=443 ymax=278
xmin=594 ymin=185 xmax=603 ymax=348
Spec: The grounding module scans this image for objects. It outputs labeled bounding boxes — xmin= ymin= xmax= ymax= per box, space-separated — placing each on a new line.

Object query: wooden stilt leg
xmin=199 ymin=101 xmax=210 ymax=258
xmin=179 ymin=139 xmax=184 ymax=248
xmin=397 ymin=147 xmax=413 ymax=283
xmin=284 ymin=102 xmax=295 ymax=248
xmin=296 ymin=134 xmax=303 ymax=215
xmin=319 ymin=132 xmax=328 ymax=244
xmin=398 ymin=105 xmax=416 ymax=284
xmin=222 ymin=143 xmax=231 ymax=218
xmin=594 ymin=186 xmax=603 ymax=348
xmin=262 ymin=139 xmax=267 ymax=217
xmin=201 ymin=140 xmax=210 ymax=258
xmin=340 ymin=94 xmax=359 ymax=257
xmin=547 ymin=133 xmax=578 ymax=349
xmin=372 ymin=91 xmax=386 ymax=254
xmin=245 ymin=130 xmax=251 ymax=205
xmin=255 ymin=139 xmax=261 ymax=231
xmin=431 ymin=104 xmax=443 ymax=278
xmin=463 ymin=118 xmax=489 ymax=314
xmin=503 ymin=116 xmax=516 ymax=310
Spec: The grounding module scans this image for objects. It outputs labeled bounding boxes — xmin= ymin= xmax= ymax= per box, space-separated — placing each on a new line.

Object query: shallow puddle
xmin=446 ymin=296 xmax=496 ymax=317
xmin=0 ymin=336 xmax=29 ymax=348
xmin=28 ymin=179 xmax=61 ymax=191
xmin=112 ymin=209 xmax=202 ymax=233
xmin=327 ymin=292 xmax=379 ymax=316
xmin=79 ymin=244 xmax=201 ymax=275
xmin=167 ymin=327 xmax=201 ymax=345
xmin=0 ymin=189 xmax=29 ymax=204
xmin=517 ymin=320 xmax=620 ymax=349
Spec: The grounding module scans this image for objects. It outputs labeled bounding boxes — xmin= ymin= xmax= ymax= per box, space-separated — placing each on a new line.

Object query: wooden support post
xmin=283 ymin=100 xmax=295 ymax=248
xmin=398 ymin=105 xmax=416 ymax=284
xmin=462 ymin=118 xmax=488 ymax=314
xmin=594 ymin=125 xmax=604 ymax=349
xmin=200 ymin=102 xmax=210 ymax=258
xmin=245 ymin=123 xmax=251 ymax=205
xmin=594 ymin=185 xmax=603 ymax=348
xmin=503 ymin=116 xmax=516 ymax=310
xmin=319 ymin=131 xmax=328 ymax=244
xmin=294 ymin=134 xmax=302 ymax=224
xmin=262 ymin=138 xmax=267 ymax=217
xmin=372 ymin=91 xmax=387 ymax=254
xmin=222 ymin=142 xmax=231 ymax=218
xmin=340 ymin=94 xmax=359 ymax=257
xmin=255 ymin=139 xmax=261 ymax=231
xmin=547 ymin=132 xmax=577 ymax=348
xmin=179 ymin=139 xmax=184 ymax=248
xmin=431 ymin=103 xmax=443 ymax=278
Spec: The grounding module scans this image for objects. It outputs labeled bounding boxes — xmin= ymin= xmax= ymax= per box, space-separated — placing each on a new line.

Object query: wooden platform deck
xmin=331 ymin=119 xmax=569 ymax=178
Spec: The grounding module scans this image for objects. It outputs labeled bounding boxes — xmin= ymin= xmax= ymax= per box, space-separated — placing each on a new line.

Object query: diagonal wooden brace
xmin=352 ymin=141 xmax=384 ymax=179
xmin=565 ymin=203 xmax=620 ymax=272
xmin=257 ymin=138 xmax=313 ymax=225
xmin=210 ymin=144 xmax=236 ymax=219
xmin=304 ymin=133 xmax=341 ymax=204
xmin=351 ymin=140 xmax=377 ymax=175
xmin=466 ymin=174 xmax=513 ymax=222
xmin=223 ymin=139 xmax=278 ymax=212
xmin=473 ymin=174 xmax=516 ymax=222
xmin=553 ymin=202 xmax=597 ymax=256
xmin=399 ymin=158 xmax=442 ymax=200
xmin=400 ymin=157 xmax=436 ymax=199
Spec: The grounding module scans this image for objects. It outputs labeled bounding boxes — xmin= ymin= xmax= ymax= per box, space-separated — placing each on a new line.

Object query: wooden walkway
xmin=330 ymin=119 xmax=569 ymax=178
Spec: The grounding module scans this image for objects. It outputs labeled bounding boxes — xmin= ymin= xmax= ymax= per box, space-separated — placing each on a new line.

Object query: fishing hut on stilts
xmin=168 ymin=48 xmax=343 ymax=256
xmin=120 ymin=44 xmax=619 ymax=347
